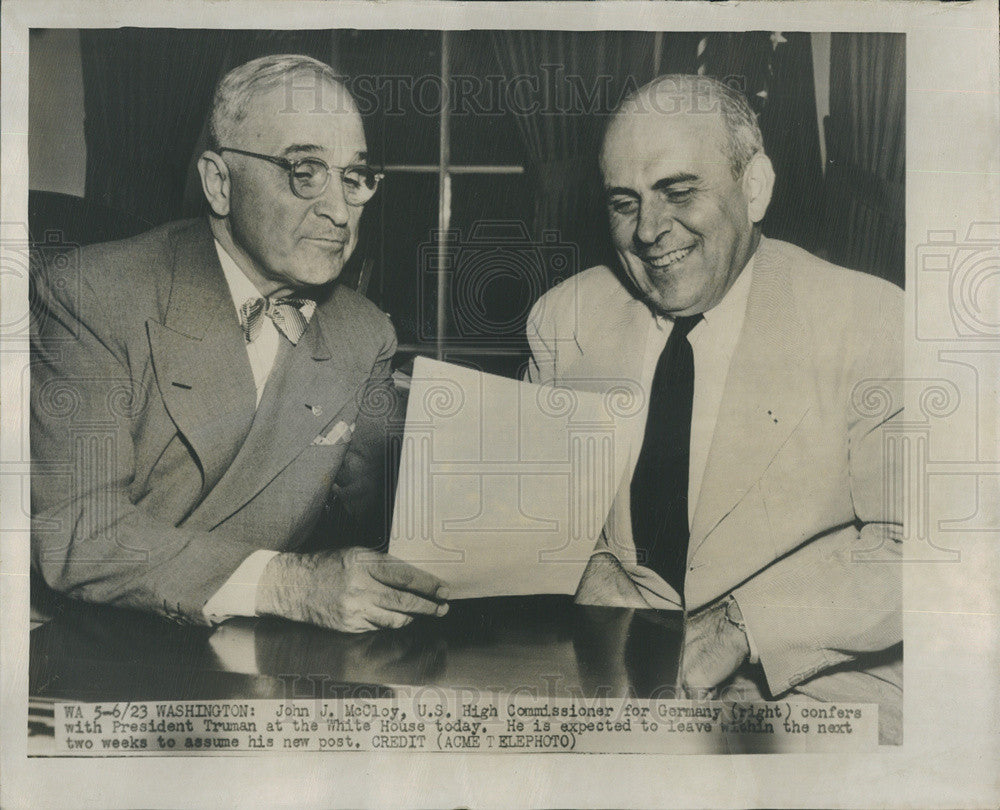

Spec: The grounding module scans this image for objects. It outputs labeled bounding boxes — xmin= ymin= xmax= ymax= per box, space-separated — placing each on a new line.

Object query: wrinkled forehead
xmin=235 ymin=77 xmax=366 ymax=153
xmin=600 ymin=103 xmax=728 ymax=179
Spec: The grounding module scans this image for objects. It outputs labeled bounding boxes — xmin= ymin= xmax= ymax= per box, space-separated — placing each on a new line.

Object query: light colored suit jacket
xmin=527 ymin=237 xmax=903 ymax=699
xmin=31 ymin=218 xmax=397 ymax=624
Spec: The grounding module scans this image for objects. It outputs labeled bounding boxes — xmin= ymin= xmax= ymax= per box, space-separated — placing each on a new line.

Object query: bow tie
xmin=239 ymin=296 xmax=310 ymax=345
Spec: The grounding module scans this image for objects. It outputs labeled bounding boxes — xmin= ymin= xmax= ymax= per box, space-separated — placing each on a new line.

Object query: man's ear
xmin=742 ymin=152 xmax=775 ymax=224
xmin=197 ymin=151 xmax=231 ymax=217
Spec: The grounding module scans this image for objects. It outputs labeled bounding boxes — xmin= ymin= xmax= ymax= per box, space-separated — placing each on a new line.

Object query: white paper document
xmin=389 ymin=357 xmax=636 ymax=598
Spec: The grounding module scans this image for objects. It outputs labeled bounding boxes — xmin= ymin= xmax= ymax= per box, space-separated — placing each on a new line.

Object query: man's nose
xmin=311 ymin=173 xmax=351 ymax=225
xmin=633 ymin=200 xmax=672 ymax=248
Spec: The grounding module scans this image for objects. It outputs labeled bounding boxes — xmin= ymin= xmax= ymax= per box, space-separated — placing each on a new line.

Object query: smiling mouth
xmin=642 ymin=245 xmax=695 ymax=269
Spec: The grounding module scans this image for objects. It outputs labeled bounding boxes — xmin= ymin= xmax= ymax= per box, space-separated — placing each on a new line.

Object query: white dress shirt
xmin=201 ymin=241 xmax=315 ymax=623
xmin=638 ymin=255 xmax=755 ymax=527
xmin=634 ymin=256 xmax=759 ymax=659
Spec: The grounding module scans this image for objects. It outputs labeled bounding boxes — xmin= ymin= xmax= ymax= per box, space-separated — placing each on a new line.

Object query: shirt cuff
xmin=202 ymin=550 xmax=279 ymax=623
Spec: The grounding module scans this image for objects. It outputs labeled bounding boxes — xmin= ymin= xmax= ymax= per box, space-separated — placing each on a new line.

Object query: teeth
xmin=647 ymin=246 xmax=693 ymax=268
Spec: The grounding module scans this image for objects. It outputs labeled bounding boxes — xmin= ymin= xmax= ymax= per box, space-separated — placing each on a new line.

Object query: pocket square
xmin=312 ymin=420 xmax=355 ymax=446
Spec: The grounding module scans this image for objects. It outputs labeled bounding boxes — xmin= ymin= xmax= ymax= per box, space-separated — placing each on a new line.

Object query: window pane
xmin=359 ymin=172 xmax=438 ymax=348
xmin=443 ymin=174 xmax=548 ymax=366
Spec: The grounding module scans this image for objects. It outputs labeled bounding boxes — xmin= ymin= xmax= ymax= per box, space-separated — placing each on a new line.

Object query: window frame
xmin=380 ymin=31 xmax=527 ymax=361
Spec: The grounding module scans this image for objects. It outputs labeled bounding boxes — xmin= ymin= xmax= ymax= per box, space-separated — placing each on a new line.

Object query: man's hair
xmin=208 ymin=54 xmax=346 ymax=151
xmin=613 ymin=74 xmax=764 ymax=179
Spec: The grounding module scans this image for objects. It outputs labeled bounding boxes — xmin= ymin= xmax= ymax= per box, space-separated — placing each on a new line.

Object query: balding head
xmin=606 ymin=75 xmax=764 ymax=180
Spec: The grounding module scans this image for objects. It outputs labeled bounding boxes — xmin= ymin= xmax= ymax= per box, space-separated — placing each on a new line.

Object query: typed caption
xmin=53 ymin=691 xmax=878 ymax=755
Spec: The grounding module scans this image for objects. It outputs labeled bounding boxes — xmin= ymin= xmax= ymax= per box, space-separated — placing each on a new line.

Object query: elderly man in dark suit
xmin=31 ymin=54 xmax=449 ymax=632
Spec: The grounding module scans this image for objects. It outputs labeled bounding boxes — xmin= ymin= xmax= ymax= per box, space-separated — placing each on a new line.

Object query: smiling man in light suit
xmin=31 ymin=54 xmax=449 ymax=632
xmin=527 ymin=75 xmax=902 ymax=740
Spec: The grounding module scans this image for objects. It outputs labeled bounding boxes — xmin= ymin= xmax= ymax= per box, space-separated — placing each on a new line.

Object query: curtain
xmin=698 ymin=32 xmax=824 ymax=251
xmin=823 ymin=33 xmax=905 ymax=286
xmin=757 ymin=32 xmax=824 ymax=252
xmin=491 ymin=31 xmax=658 ymax=274
xmin=80 ymin=29 xmax=230 ymax=226
xmin=81 ymin=29 xmax=339 ymax=227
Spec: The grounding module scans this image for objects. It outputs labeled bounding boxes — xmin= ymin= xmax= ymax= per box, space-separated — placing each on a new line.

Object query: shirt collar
xmin=213 ymin=239 xmax=316 ymax=322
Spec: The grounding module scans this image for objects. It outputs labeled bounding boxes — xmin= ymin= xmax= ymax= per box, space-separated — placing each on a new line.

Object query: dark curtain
xmin=758 ymin=33 xmax=824 ymax=252
xmin=491 ymin=31 xmax=658 ymax=274
xmin=822 ymin=33 xmax=905 ymax=287
xmin=80 ymin=30 xmax=229 ymax=226
xmin=699 ymin=32 xmax=824 ymax=251
xmin=80 ymin=29 xmax=339 ymax=228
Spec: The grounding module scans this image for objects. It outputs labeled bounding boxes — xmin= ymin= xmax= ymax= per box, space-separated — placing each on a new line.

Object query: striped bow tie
xmin=239 ymin=296 xmax=310 ymax=345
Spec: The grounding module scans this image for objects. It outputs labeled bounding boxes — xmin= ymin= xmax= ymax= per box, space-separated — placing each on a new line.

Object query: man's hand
xmin=255 ymin=548 xmax=449 ymax=633
xmin=681 ymin=597 xmax=751 ymax=691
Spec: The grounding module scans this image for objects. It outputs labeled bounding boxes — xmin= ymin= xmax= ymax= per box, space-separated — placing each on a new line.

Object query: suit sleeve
xmin=732 ymin=288 xmax=904 ymax=696
xmin=30 ymin=256 xmax=261 ymax=624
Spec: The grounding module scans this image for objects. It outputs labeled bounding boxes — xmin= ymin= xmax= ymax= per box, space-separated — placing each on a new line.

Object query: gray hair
xmin=208 ymin=54 xmax=347 ymax=150
xmin=614 ymin=74 xmax=764 ymax=179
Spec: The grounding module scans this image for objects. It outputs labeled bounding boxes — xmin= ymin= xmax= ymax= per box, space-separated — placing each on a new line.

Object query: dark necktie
xmin=630 ymin=314 xmax=702 ymax=599
xmin=239 ymin=296 xmax=309 ymax=345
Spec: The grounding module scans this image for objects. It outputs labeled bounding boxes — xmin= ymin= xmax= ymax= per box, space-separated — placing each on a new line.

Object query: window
xmin=341 ymin=30 xmax=532 ymax=379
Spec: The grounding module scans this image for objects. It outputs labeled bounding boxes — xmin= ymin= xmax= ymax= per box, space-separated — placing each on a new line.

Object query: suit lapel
xmin=146 ymin=221 xmax=256 ymax=492
xmin=688 ymin=239 xmax=812 ymax=557
xmin=561 ymin=291 xmax=654 ymax=393
xmin=193 ymin=294 xmax=366 ymax=530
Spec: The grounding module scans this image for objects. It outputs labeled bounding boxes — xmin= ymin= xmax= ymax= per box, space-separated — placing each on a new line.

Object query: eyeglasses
xmin=218 ymin=147 xmax=384 ymax=205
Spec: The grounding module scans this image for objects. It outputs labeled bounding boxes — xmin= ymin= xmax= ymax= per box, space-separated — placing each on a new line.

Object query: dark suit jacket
xmin=31 ymin=218 xmax=398 ymax=624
